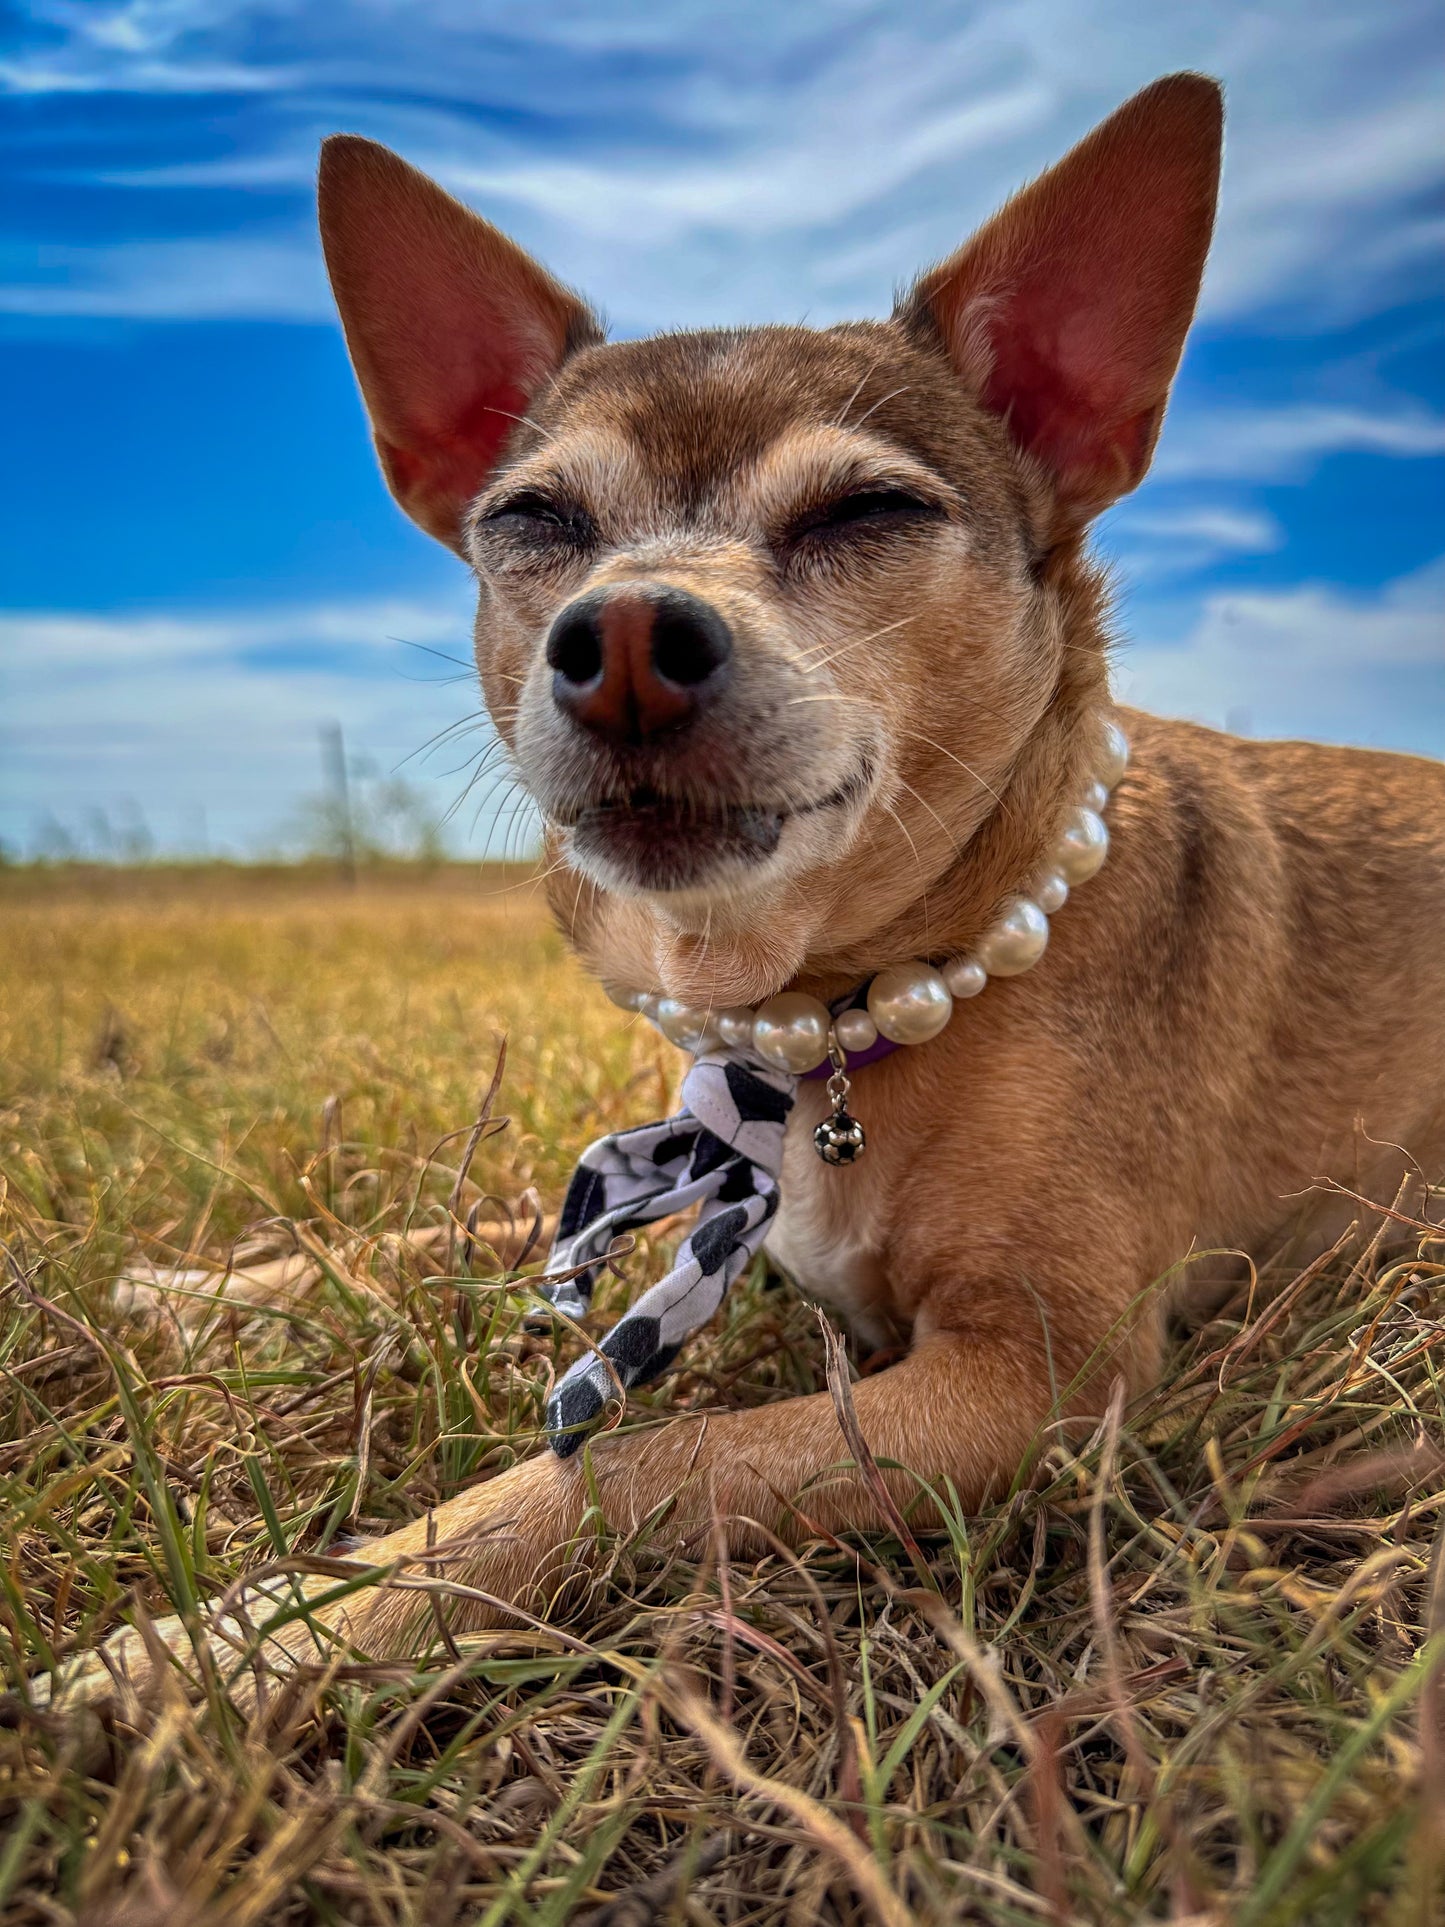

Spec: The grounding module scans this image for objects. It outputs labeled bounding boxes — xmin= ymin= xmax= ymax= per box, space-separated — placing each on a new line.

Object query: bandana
xmin=533 ymin=1051 xmax=798 ymax=1455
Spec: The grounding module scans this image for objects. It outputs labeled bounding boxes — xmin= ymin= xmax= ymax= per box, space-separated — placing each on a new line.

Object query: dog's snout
xmin=546 ymin=586 xmax=733 ymax=742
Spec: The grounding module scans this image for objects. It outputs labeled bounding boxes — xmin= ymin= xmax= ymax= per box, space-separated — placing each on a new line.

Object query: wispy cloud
xmin=1119 ymin=558 xmax=1445 ymax=750
xmin=0 ymin=237 xmax=330 ymax=320
xmin=1153 ymin=405 xmax=1445 ymax=483
xmin=1117 ymin=508 xmax=1282 ymax=554
xmin=1198 ymin=83 xmax=1445 ymax=326
xmin=0 ymin=56 xmax=290 ymax=93
xmin=1101 ymin=503 xmax=1284 ymax=582
xmin=0 ymin=597 xmax=468 ymax=668
xmin=3 ymin=0 xmax=1441 ymax=334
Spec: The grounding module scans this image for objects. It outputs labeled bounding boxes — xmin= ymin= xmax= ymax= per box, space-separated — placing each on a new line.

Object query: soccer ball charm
xmin=814 ymin=1107 xmax=866 ymax=1165
xmin=814 ymin=1060 xmax=866 ymax=1165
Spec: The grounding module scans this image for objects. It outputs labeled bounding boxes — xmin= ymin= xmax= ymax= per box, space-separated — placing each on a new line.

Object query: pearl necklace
xmin=605 ymin=715 xmax=1129 ymax=1159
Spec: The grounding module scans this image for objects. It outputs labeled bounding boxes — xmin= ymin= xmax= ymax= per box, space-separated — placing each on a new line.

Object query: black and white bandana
xmin=533 ymin=1051 xmax=796 ymax=1455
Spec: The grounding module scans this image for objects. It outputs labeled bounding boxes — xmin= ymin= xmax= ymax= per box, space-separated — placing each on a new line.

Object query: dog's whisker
xmin=896 ymin=729 xmax=1011 ymax=813
xmin=394 ymin=637 xmax=476 ymax=672
xmin=847 ymin=384 xmax=912 ymax=432
xmin=783 ymin=692 xmax=875 ymax=711
xmin=892 ymin=774 xmax=969 ymax=865
xmin=566 ymin=861 xmax=589 ymax=945
xmin=485 ymin=848 xmax=570 ymax=899
xmin=796 ymin=613 xmax=920 ymax=674
xmin=877 ymin=795 xmax=931 ymax=949
xmin=831 ymin=358 xmax=884 ymax=431
xmin=433 ymin=739 xmax=510 ymax=787
xmin=492 ymin=781 xmax=540 ymax=845
xmin=777 ymin=691 xmax=1017 ymax=814
xmin=699 ymin=905 xmax=718 ymax=1021
xmin=453 ymin=762 xmax=530 ymax=836
xmin=397 ymin=712 xmax=493 ymax=771
xmin=433 ymin=746 xmax=505 ymax=786
xmin=795 ymin=611 xmax=918 ymax=662
xmin=484 ymin=405 xmax=560 ymax=446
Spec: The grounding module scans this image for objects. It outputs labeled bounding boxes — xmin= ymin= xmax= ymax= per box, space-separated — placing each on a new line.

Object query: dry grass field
xmin=1 ymin=863 xmax=1441 ymax=1925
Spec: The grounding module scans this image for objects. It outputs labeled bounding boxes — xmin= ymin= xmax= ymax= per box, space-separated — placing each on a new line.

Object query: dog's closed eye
xmin=476 ymin=490 xmax=595 ymax=550
xmin=781 ymin=486 xmax=945 ymax=552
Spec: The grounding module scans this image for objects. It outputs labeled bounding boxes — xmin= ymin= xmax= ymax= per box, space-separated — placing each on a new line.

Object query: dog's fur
xmin=60 ymin=75 xmax=1445 ymax=1704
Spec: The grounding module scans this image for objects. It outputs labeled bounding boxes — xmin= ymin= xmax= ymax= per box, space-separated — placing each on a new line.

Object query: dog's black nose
xmin=546 ymin=586 xmax=733 ymax=742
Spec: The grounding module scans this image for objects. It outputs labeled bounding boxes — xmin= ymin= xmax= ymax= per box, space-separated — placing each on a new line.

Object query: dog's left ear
xmin=903 ymin=73 xmax=1222 ymax=532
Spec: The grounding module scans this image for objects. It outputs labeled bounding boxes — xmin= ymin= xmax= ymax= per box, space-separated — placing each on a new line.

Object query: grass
xmin=0 ymin=861 xmax=1441 ymax=1925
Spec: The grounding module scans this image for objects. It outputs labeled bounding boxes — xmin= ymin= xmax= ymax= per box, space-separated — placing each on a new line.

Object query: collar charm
xmin=814 ymin=1048 xmax=866 ymax=1165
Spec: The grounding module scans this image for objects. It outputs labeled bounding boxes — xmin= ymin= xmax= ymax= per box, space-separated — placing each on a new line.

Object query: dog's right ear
xmin=901 ymin=74 xmax=1222 ymax=536
xmin=318 ymin=137 xmax=600 ymax=553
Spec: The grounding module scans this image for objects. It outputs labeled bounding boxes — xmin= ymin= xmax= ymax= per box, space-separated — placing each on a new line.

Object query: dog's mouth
xmin=557 ymin=765 xmax=870 ymax=893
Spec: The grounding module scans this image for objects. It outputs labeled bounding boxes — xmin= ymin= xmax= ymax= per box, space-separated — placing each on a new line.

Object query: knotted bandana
xmin=533 ymin=1051 xmax=797 ymax=1455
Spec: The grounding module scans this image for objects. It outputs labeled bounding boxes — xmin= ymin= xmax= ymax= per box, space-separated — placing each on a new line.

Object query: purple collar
xmin=800 ymin=1030 xmax=901 ymax=1079
xmin=798 ymin=983 xmax=903 ymax=1079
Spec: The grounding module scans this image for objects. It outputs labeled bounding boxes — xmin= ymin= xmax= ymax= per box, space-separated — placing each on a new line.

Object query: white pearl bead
xmin=833 ymin=1006 xmax=879 ymax=1053
xmin=1035 ymin=870 xmax=1070 ymax=915
xmin=655 ymin=997 xmax=708 ymax=1047
xmin=868 ymin=963 xmax=953 ymax=1044
xmin=714 ymin=1006 xmax=757 ymax=1050
xmin=1053 ymin=806 xmax=1109 ymax=884
xmin=604 ymin=981 xmax=649 ymax=1011
xmin=1098 ymin=718 xmax=1130 ymax=790
xmin=975 ymin=897 xmax=1050 ymax=976
xmin=752 ymin=991 xmax=832 ymax=1073
xmin=942 ymin=956 xmax=988 ymax=999
xmin=1082 ymin=779 xmax=1109 ymax=815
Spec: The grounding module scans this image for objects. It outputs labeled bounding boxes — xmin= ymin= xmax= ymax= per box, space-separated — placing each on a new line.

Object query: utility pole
xmin=320 ymin=721 xmax=357 ymax=886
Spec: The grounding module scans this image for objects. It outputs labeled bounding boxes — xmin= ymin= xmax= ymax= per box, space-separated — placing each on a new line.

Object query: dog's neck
xmin=554 ymin=550 xmax=1113 ymax=1009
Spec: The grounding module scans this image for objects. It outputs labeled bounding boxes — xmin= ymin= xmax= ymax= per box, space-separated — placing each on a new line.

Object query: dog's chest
xmin=764 ymin=1097 xmax=898 ymax=1352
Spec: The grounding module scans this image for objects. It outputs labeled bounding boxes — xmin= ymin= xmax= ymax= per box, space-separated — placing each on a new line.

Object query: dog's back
xmin=1099 ymin=715 xmax=1445 ymax=1252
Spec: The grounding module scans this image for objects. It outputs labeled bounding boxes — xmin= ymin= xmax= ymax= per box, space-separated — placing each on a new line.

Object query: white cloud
xmin=1100 ymin=503 xmax=1283 ymax=581
xmin=443 ymin=82 xmax=1055 ymax=248
xmin=1199 ymin=86 xmax=1445 ymax=326
xmin=0 ymin=597 xmax=467 ymax=667
xmin=0 ymin=592 xmax=535 ymax=857
xmin=1117 ymin=505 xmax=1282 ymax=551
xmin=0 ymin=56 xmax=289 ymax=92
xmin=4 ymin=0 xmax=292 ymax=89
xmin=1117 ymin=558 xmax=1445 ymax=752
xmin=0 ymin=236 xmax=330 ymax=320
xmin=1153 ymin=405 xmax=1445 ymax=483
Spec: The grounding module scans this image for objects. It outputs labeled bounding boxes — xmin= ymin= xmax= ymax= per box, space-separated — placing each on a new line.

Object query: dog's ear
xmin=318 ymin=136 xmax=600 ymax=552
xmin=902 ymin=73 xmax=1222 ymax=531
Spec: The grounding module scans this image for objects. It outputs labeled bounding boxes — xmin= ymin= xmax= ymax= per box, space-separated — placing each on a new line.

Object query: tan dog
xmin=63 ymin=74 xmax=1445 ymax=1699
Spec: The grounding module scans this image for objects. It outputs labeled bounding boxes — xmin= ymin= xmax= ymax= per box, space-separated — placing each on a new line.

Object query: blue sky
xmin=2 ymin=0 xmax=1441 ymax=859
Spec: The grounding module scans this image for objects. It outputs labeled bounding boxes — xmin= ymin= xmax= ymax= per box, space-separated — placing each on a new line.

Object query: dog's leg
xmin=51 ymin=1322 xmax=1115 ymax=1710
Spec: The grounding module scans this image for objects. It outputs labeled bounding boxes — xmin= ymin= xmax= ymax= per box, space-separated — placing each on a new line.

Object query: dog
xmin=53 ymin=73 xmax=1445 ymax=1705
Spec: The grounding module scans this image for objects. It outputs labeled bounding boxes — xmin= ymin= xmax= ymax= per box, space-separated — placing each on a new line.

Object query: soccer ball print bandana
xmin=532 ymin=1052 xmax=795 ymax=1456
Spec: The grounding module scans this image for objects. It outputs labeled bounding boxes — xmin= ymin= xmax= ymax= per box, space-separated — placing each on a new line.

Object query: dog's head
xmin=319 ymin=76 xmax=1221 ymax=1002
